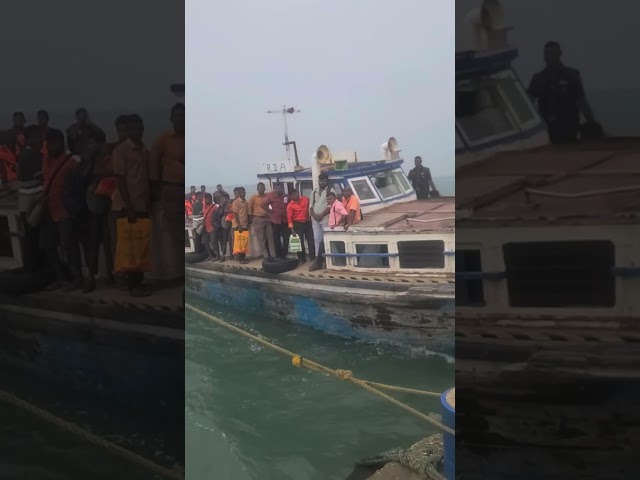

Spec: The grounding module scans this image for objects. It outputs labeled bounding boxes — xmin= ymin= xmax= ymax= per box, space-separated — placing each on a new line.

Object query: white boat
xmin=185 ymin=140 xmax=454 ymax=353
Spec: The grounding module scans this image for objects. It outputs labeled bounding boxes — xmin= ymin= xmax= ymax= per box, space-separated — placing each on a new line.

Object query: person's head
xmin=290 ymin=190 xmax=300 ymax=201
xmin=128 ymin=114 xmax=144 ymax=141
xmin=12 ymin=112 xmax=25 ymax=129
xmin=45 ymin=129 xmax=66 ymax=157
xmin=238 ymin=187 xmax=246 ymax=199
xmin=204 ymin=192 xmax=213 ymax=205
xmin=318 ymin=172 xmax=329 ymax=189
xmin=544 ymin=41 xmax=562 ymax=68
xmin=274 ymin=183 xmax=284 ymax=195
xmin=233 ymin=187 xmax=240 ymax=198
xmin=171 ymin=103 xmax=185 ymax=134
xmin=190 ymin=186 xmax=196 ymax=194
xmin=37 ymin=110 xmax=49 ymax=129
xmin=343 ymin=186 xmax=353 ymax=199
xmin=414 ymin=156 xmax=422 ymax=167
xmin=24 ymin=125 xmax=43 ymax=151
xmin=216 ymin=184 xmax=223 ymax=192
xmin=75 ymin=108 xmax=89 ymax=126
xmin=326 ymin=191 xmax=337 ymax=205
xmin=86 ymin=129 xmax=106 ymax=159
xmin=200 ymin=185 xmax=206 ymax=193
xmin=257 ymin=182 xmax=265 ymax=195
xmin=115 ymin=115 xmax=129 ymax=142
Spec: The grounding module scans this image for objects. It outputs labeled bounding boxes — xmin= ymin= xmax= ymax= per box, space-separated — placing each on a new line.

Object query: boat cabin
xmin=256 ymin=159 xmax=416 ymax=214
xmin=456 ymin=142 xmax=640 ymax=319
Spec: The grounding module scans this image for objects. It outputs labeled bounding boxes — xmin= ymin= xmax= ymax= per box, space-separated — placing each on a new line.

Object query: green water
xmin=185 ymin=294 xmax=454 ymax=480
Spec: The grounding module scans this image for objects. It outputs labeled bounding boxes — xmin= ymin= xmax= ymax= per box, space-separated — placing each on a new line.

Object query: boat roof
xmin=456 ymin=138 xmax=640 ymax=226
xmin=257 ymin=159 xmax=405 ymax=181
xmin=456 ymin=48 xmax=518 ymax=80
xmin=348 ymin=197 xmax=455 ymax=234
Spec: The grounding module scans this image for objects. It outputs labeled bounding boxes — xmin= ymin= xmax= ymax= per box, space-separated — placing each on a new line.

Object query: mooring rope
xmin=186 ymin=303 xmax=454 ymax=436
xmin=0 ymin=389 xmax=184 ymax=480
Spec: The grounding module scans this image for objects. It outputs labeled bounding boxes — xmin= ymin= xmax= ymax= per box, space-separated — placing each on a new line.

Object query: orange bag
xmin=233 ymin=230 xmax=249 ymax=255
xmin=95 ymin=176 xmax=117 ymax=197
xmin=114 ymin=217 xmax=152 ymax=273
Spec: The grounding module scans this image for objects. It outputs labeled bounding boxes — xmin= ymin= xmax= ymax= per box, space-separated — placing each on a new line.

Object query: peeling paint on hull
xmin=185 ymin=267 xmax=454 ymax=355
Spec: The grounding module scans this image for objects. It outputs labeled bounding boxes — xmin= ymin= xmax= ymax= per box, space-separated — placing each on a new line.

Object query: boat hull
xmin=185 ymin=265 xmax=454 ymax=355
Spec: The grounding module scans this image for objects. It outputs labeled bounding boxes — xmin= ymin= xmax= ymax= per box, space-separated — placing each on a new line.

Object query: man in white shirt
xmin=309 ymin=172 xmax=331 ymax=262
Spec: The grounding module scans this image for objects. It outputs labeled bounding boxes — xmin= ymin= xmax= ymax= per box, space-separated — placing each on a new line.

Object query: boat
xmin=0 ymin=86 xmax=185 ymax=470
xmin=185 ymin=140 xmax=454 ymax=355
xmin=455 ymin=2 xmax=639 ymax=477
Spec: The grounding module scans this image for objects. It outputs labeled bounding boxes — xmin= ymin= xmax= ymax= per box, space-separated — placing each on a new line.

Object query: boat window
xmin=350 ymin=179 xmax=377 ymax=201
xmin=298 ymin=180 xmax=313 ymax=199
xmin=397 ymin=240 xmax=445 ymax=269
xmin=355 ymin=244 xmax=389 ymax=268
xmin=503 ymin=241 xmax=615 ymax=308
xmin=331 ymin=182 xmax=343 ymax=197
xmin=456 ymin=80 xmax=518 ymax=143
xmin=495 ymin=73 xmax=536 ymax=126
xmin=456 ymin=250 xmax=485 ymax=307
xmin=369 ymin=171 xmax=403 ymax=199
xmin=0 ymin=216 xmax=13 ymax=258
xmin=329 ymin=241 xmax=347 ymax=267
xmin=394 ymin=169 xmax=412 ymax=192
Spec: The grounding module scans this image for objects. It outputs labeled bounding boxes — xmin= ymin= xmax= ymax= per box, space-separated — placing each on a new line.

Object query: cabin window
xmin=503 ymin=241 xmax=615 ymax=308
xmin=393 ymin=169 xmax=412 ymax=192
xmin=456 ymin=250 xmax=485 ymax=306
xmin=355 ymin=244 xmax=389 ymax=268
xmin=370 ymin=171 xmax=403 ymax=199
xmin=397 ymin=240 xmax=445 ymax=269
xmin=330 ymin=241 xmax=347 ymax=267
xmin=456 ymin=80 xmax=517 ymax=143
xmin=331 ymin=182 xmax=343 ymax=197
xmin=298 ymin=180 xmax=313 ymax=199
xmin=496 ymin=76 xmax=536 ymax=126
xmin=0 ymin=216 xmax=13 ymax=258
xmin=350 ymin=179 xmax=377 ymax=201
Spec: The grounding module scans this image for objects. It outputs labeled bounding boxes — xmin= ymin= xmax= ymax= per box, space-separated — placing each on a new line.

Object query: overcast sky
xmin=3 ymin=1 xmax=184 ymax=136
xmin=456 ymin=0 xmax=639 ymax=91
xmin=187 ymin=0 xmax=454 ymax=186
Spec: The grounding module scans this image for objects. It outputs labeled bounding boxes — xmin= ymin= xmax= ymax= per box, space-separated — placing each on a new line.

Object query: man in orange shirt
xmin=341 ymin=186 xmax=362 ymax=230
xmin=247 ymin=182 xmax=275 ymax=260
xmin=287 ymin=190 xmax=315 ymax=264
xmin=41 ymin=129 xmax=82 ymax=289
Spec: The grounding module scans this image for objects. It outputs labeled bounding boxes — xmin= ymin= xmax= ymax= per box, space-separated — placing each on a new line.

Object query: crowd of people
xmin=0 ymin=104 xmax=185 ymax=297
xmin=185 ymin=172 xmax=363 ymax=271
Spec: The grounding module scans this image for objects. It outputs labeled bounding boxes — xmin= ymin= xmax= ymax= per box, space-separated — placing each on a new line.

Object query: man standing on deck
xmin=262 ymin=183 xmax=290 ymax=259
xmin=309 ymin=172 xmax=331 ymax=265
xmin=248 ymin=181 xmax=275 ymax=260
xmin=341 ymin=186 xmax=362 ymax=231
xmin=111 ymin=114 xmax=151 ymax=297
xmin=213 ymin=183 xmax=228 ymax=205
xmin=16 ymin=126 xmax=44 ymax=271
xmin=408 ymin=156 xmax=439 ymax=199
xmin=149 ymin=103 xmax=186 ymax=282
xmin=314 ymin=191 xmax=348 ymax=270
xmin=37 ymin=110 xmax=51 ymax=154
xmin=287 ymin=189 xmax=315 ymax=265
xmin=528 ymin=41 xmax=598 ymax=144
xmin=232 ymin=187 xmax=250 ymax=264
xmin=66 ymin=107 xmax=104 ymax=155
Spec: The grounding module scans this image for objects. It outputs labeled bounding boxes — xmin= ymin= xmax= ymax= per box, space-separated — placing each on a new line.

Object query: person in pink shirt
xmin=310 ymin=191 xmax=347 ymax=271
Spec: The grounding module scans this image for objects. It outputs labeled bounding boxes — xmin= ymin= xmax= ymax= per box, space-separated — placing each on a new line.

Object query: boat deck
xmin=457 ymin=139 xmax=640 ymax=226
xmin=349 ymin=197 xmax=455 ymax=233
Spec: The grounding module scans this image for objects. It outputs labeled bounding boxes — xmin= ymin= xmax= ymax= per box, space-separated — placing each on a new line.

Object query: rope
xmin=0 ymin=389 xmax=184 ymax=480
xmin=186 ymin=303 xmax=454 ymax=436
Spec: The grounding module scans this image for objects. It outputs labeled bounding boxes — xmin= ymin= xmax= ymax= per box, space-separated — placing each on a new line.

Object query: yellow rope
xmin=186 ymin=303 xmax=454 ymax=436
xmin=0 ymin=389 xmax=184 ymax=480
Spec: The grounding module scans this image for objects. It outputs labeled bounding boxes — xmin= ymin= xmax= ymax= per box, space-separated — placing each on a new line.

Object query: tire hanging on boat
xmin=185 ymin=250 xmax=210 ymax=264
xmin=0 ymin=268 xmax=56 ymax=295
xmin=261 ymin=257 xmax=298 ymax=274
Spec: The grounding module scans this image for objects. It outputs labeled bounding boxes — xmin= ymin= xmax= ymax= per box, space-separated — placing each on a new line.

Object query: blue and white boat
xmin=186 ymin=140 xmax=454 ymax=355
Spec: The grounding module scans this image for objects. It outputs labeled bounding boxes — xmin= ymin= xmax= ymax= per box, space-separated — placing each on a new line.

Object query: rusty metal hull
xmin=185 ymin=265 xmax=454 ymax=355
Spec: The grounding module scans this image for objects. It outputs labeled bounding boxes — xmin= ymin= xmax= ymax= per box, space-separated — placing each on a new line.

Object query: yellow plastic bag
xmin=114 ymin=217 xmax=152 ymax=273
xmin=233 ymin=229 xmax=249 ymax=255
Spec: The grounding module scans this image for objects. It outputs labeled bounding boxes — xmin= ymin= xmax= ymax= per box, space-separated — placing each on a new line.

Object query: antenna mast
xmin=267 ymin=105 xmax=300 ymax=165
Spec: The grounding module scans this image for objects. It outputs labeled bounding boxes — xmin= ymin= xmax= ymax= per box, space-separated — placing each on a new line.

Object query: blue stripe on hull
xmin=187 ymin=276 xmax=454 ymax=355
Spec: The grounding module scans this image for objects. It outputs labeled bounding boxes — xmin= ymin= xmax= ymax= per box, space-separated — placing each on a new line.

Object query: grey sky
xmin=3 ymin=1 xmax=184 ymax=136
xmin=456 ymin=0 xmax=639 ymax=91
xmin=187 ymin=0 xmax=454 ymax=186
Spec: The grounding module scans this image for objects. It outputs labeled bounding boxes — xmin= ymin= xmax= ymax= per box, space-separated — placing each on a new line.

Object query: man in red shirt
xmin=201 ymin=192 xmax=217 ymax=260
xmin=41 ymin=128 xmax=82 ymax=289
xmin=287 ymin=190 xmax=315 ymax=264
xmin=262 ymin=183 xmax=290 ymax=259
